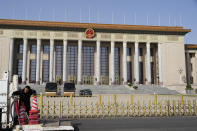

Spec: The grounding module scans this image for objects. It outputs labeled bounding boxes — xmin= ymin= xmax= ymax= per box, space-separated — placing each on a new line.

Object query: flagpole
xmin=112 ymin=12 xmax=114 ymax=24
xmin=146 ymin=14 xmax=149 ymax=25
xmin=25 ymin=8 xmax=28 ymax=20
xmin=12 ymin=8 xmax=15 ymax=19
xmin=80 ymin=8 xmax=82 ymax=23
xmin=65 ymin=8 xmax=67 ymax=22
xmin=53 ymin=8 xmax=55 ymax=21
xmin=179 ymin=14 xmax=182 ymax=26
xmin=88 ymin=7 xmax=90 ymax=23
xmin=38 ymin=8 xmax=42 ymax=21
xmin=123 ymin=14 xmax=126 ymax=24
xmin=97 ymin=9 xmax=99 ymax=23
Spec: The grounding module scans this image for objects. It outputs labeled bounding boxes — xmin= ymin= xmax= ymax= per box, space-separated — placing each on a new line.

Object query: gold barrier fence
xmin=37 ymin=94 xmax=197 ymax=119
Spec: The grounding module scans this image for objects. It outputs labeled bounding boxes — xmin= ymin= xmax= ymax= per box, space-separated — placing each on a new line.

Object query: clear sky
xmin=0 ymin=0 xmax=196 ymax=44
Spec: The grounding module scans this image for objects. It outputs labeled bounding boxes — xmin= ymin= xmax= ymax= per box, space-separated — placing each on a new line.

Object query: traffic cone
xmin=29 ymin=95 xmax=39 ymax=114
xmin=19 ymin=102 xmax=27 ymax=125
xmin=28 ymin=95 xmax=40 ymax=125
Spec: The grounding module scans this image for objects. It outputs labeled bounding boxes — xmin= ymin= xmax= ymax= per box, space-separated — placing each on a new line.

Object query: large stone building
xmin=0 ymin=19 xmax=193 ymax=88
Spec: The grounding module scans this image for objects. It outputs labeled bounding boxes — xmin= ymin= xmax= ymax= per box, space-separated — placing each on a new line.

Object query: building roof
xmin=185 ymin=44 xmax=197 ymax=49
xmin=0 ymin=19 xmax=191 ymax=34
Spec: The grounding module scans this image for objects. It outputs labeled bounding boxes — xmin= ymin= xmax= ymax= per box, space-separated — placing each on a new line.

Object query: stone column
xmin=186 ymin=52 xmax=191 ymax=85
xmin=158 ymin=43 xmax=163 ymax=85
xmin=8 ymin=38 xmax=14 ymax=82
xmin=111 ymin=41 xmax=115 ymax=85
xmin=49 ymin=39 xmax=54 ymax=82
xmin=123 ymin=41 xmax=127 ymax=85
xmin=36 ymin=39 xmax=41 ymax=84
xmin=96 ymin=40 xmax=101 ymax=85
xmin=77 ymin=40 xmax=82 ymax=84
xmin=146 ymin=42 xmax=151 ymax=84
xmin=63 ymin=39 xmax=67 ymax=83
xmin=135 ymin=42 xmax=139 ymax=84
xmin=22 ymin=38 xmax=27 ymax=84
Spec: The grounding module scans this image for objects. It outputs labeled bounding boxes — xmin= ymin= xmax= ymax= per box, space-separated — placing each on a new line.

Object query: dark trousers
xmin=25 ymin=105 xmax=30 ymax=116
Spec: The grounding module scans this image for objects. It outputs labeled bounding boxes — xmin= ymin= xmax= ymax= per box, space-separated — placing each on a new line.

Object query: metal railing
xmin=82 ymin=76 xmax=94 ymax=85
xmin=68 ymin=76 xmax=77 ymax=84
xmin=38 ymin=94 xmax=197 ymax=119
xmin=101 ymin=76 xmax=109 ymax=85
xmin=114 ymin=76 xmax=120 ymax=85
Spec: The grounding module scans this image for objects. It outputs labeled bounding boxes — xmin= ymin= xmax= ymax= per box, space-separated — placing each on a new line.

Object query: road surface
xmin=72 ymin=116 xmax=197 ymax=131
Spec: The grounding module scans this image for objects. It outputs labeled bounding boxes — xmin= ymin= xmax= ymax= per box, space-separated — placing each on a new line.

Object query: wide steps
xmin=19 ymin=84 xmax=179 ymax=95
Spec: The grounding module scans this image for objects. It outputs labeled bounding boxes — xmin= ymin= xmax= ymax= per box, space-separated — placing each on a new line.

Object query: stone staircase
xmin=19 ymin=84 xmax=179 ymax=95
xmin=75 ymin=85 xmax=179 ymax=95
xmin=75 ymin=85 xmax=130 ymax=94
xmin=135 ymin=85 xmax=179 ymax=94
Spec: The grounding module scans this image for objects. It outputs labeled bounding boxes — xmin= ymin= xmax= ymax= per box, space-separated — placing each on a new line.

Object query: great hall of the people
xmin=0 ymin=19 xmax=196 ymax=88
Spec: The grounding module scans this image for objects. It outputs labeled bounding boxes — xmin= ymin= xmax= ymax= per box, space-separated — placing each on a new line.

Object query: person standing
xmin=12 ymin=86 xmax=36 ymax=115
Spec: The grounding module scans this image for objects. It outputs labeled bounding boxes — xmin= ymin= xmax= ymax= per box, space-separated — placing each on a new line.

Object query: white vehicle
xmin=0 ymin=72 xmax=16 ymax=129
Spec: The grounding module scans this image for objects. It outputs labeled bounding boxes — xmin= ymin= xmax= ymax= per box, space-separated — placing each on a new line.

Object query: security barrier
xmin=114 ymin=76 xmax=120 ymax=85
xmin=68 ymin=76 xmax=77 ymax=84
xmin=101 ymin=76 xmax=109 ymax=85
xmin=38 ymin=94 xmax=197 ymax=119
xmin=82 ymin=76 xmax=94 ymax=85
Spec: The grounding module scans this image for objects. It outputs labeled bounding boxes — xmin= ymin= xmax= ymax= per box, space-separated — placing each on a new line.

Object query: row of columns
xmin=8 ymin=38 xmax=163 ymax=85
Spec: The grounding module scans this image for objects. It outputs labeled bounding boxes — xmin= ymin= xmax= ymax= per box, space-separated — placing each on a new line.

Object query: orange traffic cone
xmin=19 ymin=102 xmax=27 ymax=125
xmin=28 ymin=95 xmax=40 ymax=125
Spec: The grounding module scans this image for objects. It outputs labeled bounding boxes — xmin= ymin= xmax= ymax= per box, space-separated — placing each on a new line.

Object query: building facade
xmin=0 ymin=19 xmax=191 ymax=86
xmin=185 ymin=44 xmax=197 ymax=86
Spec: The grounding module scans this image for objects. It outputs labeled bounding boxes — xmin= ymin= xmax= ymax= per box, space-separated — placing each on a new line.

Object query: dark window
xmin=151 ymin=62 xmax=154 ymax=84
xmin=31 ymin=44 xmax=37 ymax=54
xmin=190 ymin=76 xmax=193 ymax=84
xmin=18 ymin=44 xmax=23 ymax=54
xmin=29 ymin=60 xmax=36 ymax=83
xmin=114 ymin=48 xmax=120 ymax=76
xmin=67 ymin=46 xmax=78 ymax=76
xmin=17 ymin=59 xmax=23 ymax=77
xmin=127 ymin=48 xmax=131 ymax=56
xmin=127 ymin=62 xmax=132 ymax=83
xmin=42 ymin=60 xmax=49 ymax=82
xmin=189 ymin=53 xmax=193 ymax=58
xmin=139 ymin=48 xmax=143 ymax=56
xmin=190 ymin=63 xmax=193 ymax=72
xmin=43 ymin=45 xmax=50 ymax=54
xmin=150 ymin=48 xmax=154 ymax=56
xmin=56 ymin=45 xmax=63 ymax=78
xmin=101 ymin=47 xmax=109 ymax=76
xmin=82 ymin=46 xmax=94 ymax=76
xmin=139 ymin=62 xmax=144 ymax=84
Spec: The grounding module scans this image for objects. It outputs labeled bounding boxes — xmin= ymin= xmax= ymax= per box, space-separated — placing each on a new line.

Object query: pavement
xmin=71 ymin=116 xmax=197 ymax=131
